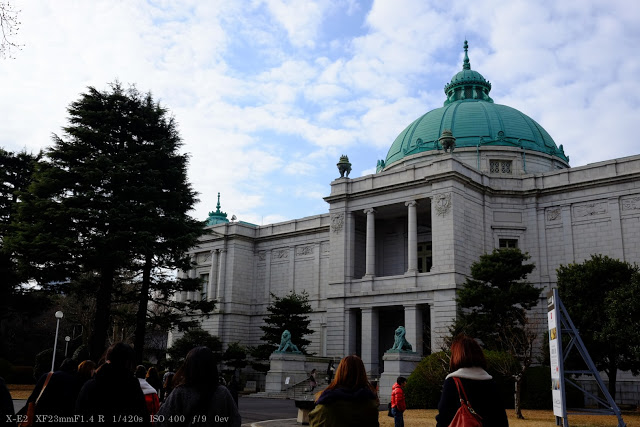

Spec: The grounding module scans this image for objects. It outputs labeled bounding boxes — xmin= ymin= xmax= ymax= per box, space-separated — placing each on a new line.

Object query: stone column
xmin=404 ymin=305 xmax=422 ymax=357
xmin=609 ymin=197 xmax=625 ymax=260
xmin=345 ymin=309 xmax=358 ymax=355
xmin=561 ymin=206 xmax=574 ymax=265
xmin=217 ymin=249 xmax=227 ymax=302
xmin=361 ymin=307 xmax=379 ymax=375
xmin=406 ymin=201 xmax=418 ymax=274
xmin=188 ymin=255 xmax=197 ymax=300
xmin=265 ymin=250 xmax=272 ymax=301
xmin=207 ymin=250 xmax=218 ymax=301
xmin=364 ymin=208 xmax=376 ymax=278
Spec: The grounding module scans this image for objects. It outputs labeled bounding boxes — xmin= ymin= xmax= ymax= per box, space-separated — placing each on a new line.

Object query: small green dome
xmin=381 ymin=41 xmax=569 ymax=170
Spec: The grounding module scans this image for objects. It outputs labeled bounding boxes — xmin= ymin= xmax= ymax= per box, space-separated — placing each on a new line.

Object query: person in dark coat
xmin=1 ymin=376 xmax=16 ymax=427
xmin=75 ymin=342 xmax=150 ymax=426
xmin=308 ymin=355 xmax=379 ymax=427
xmin=21 ymin=358 xmax=83 ymax=427
xmin=436 ymin=335 xmax=509 ymax=427
xmin=156 ymin=346 xmax=240 ymax=427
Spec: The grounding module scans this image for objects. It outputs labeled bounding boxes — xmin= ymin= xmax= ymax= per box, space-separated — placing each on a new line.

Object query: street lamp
xmin=51 ymin=311 xmax=63 ymax=372
xmin=64 ymin=336 xmax=71 ymax=357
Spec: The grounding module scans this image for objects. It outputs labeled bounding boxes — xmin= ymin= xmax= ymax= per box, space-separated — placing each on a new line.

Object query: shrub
xmin=9 ymin=366 xmax=35 ymax=384
xmin=0 ymin=359 xmax=15 ymax=381
xmin=405 ymin=351 xmax=449 ymax=409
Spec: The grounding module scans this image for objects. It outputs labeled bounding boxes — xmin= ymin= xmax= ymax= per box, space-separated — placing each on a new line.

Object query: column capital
xmin=405 ymin=200 xmax=418 ymax=208
xmin=363 ymin=208 xmax=376 ymax=215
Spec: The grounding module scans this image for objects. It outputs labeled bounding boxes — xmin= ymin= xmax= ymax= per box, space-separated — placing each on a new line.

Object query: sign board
xmin=285 ymin=376 xmax=290 ymax=385
xmin=547 ymin=290 xmax=566 ymax=419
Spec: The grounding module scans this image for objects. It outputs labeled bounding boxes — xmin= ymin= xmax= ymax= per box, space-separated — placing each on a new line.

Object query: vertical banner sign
xmin=547 ymin=289 xmax=567 ymax=423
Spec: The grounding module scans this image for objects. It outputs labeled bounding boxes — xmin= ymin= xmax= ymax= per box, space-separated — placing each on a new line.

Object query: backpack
xmin=449 ymin=377 xmax=482 ymax=427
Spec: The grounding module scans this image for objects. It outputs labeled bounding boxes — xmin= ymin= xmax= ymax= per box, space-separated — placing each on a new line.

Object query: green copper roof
xmin=206 ymin=193 xmax=229 ymax=226
xmin=381 ymin=41 xmax=569 ymax=170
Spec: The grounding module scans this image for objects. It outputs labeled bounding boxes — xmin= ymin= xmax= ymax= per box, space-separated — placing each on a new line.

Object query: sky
xmin=2 ymin=0 xmax=640 ymax=226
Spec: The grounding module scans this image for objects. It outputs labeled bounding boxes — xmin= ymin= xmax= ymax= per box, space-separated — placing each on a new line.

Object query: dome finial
xmin=216 ymin=192 xmax=222 ymax=211
xmin=463 ymin=40 xmax=471 ymax=70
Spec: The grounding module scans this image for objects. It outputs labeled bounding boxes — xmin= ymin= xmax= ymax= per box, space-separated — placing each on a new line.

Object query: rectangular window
xmin=417 ymin=241 xmax=433 ymax=273
xmin=490 ymin=160 xmax=512 ymax=174
xmin=200 ymin=274 xmax=209 ymax=300
xmin=499 ymin=238 xmax=518 ymax=249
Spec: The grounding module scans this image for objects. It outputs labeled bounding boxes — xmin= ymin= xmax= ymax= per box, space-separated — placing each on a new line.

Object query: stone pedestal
xmin=295 ymin=400 xmax=315 ymax=425
xmin=378 ymin=352 xmax=422 ymax=402
xmin=265 ymin=352 xmax=307 ymax=392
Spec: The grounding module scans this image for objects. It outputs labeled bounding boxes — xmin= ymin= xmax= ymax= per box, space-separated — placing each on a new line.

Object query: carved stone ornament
xmin=258 ymin=251 xmax=266 ymax=261
xmin=296 ymin=245 xmax=314 ymax=256
xmin=434 ymin=193 xmax=452 ymax=217
xmin=331 ymin=213 xmax=345 ymax=233
xmin=546 ymin=207 xmax=561 ymax=222
xmin=621 ymin=196 xmax=640 ymax=211
xmin=573 ymin=201 xmax=607 ymax=218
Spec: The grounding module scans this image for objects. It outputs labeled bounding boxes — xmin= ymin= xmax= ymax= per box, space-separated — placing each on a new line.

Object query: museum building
xmin=171 ymin=42 xmax=640 ymax=395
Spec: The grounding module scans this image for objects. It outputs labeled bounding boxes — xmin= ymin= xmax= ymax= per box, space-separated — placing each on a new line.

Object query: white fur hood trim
xmin=138 ymin=378 xmax=158 ymax=395
xmin=446 ymin=367 xmax=493 ymax=380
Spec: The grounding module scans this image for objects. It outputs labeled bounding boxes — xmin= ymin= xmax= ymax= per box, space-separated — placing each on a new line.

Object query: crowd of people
xmin=2 ymin=334 xmax=508 ymax=426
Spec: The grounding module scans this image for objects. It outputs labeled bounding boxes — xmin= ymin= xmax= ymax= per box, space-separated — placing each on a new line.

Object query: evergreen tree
xmin=167 ymin=328 xmax=222 ymax=364
xmin=0 ymin=148 xmax=50 ymax=359
xmin=259 ymin=291 xmax=314 ymax=354
xmin=8 ymin=82 xmax=209 ymax=361
xmin=557 ymin=255 xmax=640 ymax=400
xmin=452 ymin=248 xmax=541 ymax=418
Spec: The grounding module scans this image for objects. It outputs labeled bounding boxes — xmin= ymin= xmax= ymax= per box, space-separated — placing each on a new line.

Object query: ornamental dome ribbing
xmin=381 ymin=41 xmax=569 ymax=171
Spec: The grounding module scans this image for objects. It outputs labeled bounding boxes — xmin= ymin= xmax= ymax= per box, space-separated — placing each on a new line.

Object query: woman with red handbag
xmin=435 ymin=335 xmax=509 ymax=426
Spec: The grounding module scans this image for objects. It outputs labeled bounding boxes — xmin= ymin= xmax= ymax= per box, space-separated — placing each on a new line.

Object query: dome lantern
xmin=444 ymin=40 xmax=493 ymax=105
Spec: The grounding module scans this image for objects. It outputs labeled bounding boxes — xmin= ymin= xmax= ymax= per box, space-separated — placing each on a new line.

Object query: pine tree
xmin=9 ymin=82 xmax=209 ymax=361
xmin=259 ymin=291 xmax=314 ymax=354
xmin=452 ymin=248 xmax=540 ymax=419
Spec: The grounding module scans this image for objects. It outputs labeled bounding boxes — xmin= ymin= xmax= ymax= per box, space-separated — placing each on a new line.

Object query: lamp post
xmin=64 ymin=336 xmax=71 ymax=357
xmin=52 ymin=311 xmax=63 ymax=372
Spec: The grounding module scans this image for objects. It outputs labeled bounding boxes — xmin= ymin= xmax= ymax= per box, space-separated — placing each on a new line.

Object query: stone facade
xmin=171 ymin=151 xmax=640 ymax=389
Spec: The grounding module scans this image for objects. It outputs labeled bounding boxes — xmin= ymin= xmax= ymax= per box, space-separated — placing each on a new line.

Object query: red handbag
xmin=449 ymin=377 xmax=483 ymax=427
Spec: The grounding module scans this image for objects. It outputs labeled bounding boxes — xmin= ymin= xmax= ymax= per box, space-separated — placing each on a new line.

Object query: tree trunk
xmin=134 ymin=253 xmax=152 ymax=364
xmin=514 ymin=375 xmax=525 ymax=419
xmin=89 ymin=265 xmax=114 ymax=361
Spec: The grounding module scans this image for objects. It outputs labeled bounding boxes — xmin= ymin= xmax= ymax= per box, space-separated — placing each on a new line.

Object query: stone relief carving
xmin=274 ymin=249 xmax=289 ymax=259
xmin=296 ymin=245 xmax=314 ymax=256
xmin=434 ymin=193 xmax=452 ymax=217
xmin=331 ymin=213 xmax=345 ymax=233
xmin=546 ymin=207 xmax=561 ymax=222
xmin=258 ymin=251 xmax=266 ymax=261
xmin=573 ymin=201 xmax=607 ymax=218
xmin=621 ymin=196 xmax=640 ymax=211
xmin=321 ymin=242 xmax=330 ymax=253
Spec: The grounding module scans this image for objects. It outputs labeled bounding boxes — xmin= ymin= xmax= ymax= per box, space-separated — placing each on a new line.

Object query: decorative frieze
xmin=331 ymin=213 xmax=345 ymax=233
xmin=296 ymin=245 xmax=314 ymax=256
xmin=621 ymin=196 xmax=640 ymax=212
xmin=573 ymin=201 xmax=607 ymax=219
xmin=273 ymin=249 xmax=289 ymax=259
xmin=434 ymin=193 xmax=452 ymax=217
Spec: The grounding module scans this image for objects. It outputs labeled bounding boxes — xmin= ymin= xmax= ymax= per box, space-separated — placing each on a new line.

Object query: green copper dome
xmin=206 ymin=193 xmax=229 ymax=226
xmin=381 ymin=41 xmax=569 ymax=171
